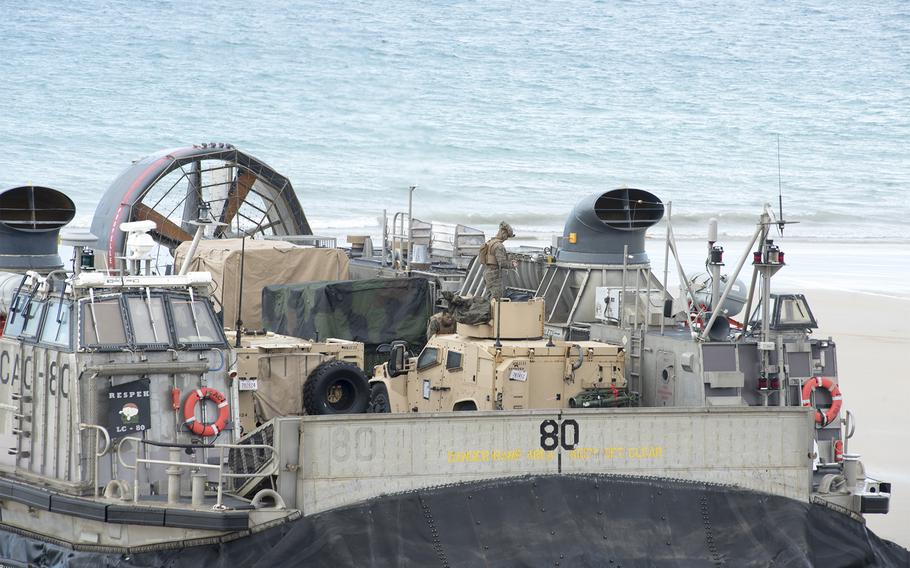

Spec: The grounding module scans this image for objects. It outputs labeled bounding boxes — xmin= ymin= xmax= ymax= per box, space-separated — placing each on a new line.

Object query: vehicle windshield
xmin=417 ymin=346 xmax=439 ymax=370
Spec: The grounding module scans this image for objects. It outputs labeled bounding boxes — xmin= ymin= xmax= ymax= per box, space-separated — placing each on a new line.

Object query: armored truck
xmin=227 ymin=330 xmax=366 ymax=433
xmin=369 ymin=298 xmax=631 ymax=413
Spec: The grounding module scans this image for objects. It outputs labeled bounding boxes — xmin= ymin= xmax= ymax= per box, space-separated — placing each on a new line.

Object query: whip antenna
xmin=776 ymin=134 xmax=785 ymax=235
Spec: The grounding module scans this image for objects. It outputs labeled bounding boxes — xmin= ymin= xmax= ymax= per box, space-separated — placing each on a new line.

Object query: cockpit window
xmin=748 ymin=293 xmax=818 ymax=331
xmin=3 ymin=298 xmax=29 ymax=338
xmin=82 ymin=298 xmax=128 ymax=346
xmin=77 ymin=292 xmax=226 ymax=351
xmin=127 ymin=296 xmax=170 ymax=347
xmin=40 ymin=300 xmax=72 ymax=348
xmin=19 ymin=301 xmax=45 ymax=340
xmin=776 ymin=295 xmax=817 ymax=328
xmin=168 ymin=295 xmax=223 ymax=347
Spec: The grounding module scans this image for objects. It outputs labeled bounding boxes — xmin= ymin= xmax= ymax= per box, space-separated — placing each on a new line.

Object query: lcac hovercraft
xmin=0 ymin=162 xmax=903 ymax=565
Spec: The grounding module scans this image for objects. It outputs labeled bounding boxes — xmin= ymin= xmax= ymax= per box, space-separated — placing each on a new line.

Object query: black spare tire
xmin=303 ymin=360 xmax=370 ymax=415
xmin=368 ymin=382 xmax=391 ymax=413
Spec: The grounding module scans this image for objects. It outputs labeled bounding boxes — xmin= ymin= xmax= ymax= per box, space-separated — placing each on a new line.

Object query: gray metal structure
xmin=528 ymin=188 xmax=889 ymax=516
xmin=90 ymin=144 xmax=311 ymax=272
xmin=556 ymin=187 xmax=664 ymax=264
xmin=0 ymin=186 xmax=75 ymax=272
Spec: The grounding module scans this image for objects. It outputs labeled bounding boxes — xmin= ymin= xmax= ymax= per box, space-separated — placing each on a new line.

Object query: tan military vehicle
xmin=226 ymin=330 xmax=367 ymax=433
xmin=369 ymin=298 xmax=631 ymax=413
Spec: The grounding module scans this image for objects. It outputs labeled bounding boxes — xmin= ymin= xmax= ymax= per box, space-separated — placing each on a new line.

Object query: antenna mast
xmin=776 ymin=135 xmax=785 ymax=234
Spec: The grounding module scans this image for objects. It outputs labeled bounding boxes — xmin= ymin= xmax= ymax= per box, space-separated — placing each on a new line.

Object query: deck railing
xmin=116 ymin=436 xmax=278 ymax=509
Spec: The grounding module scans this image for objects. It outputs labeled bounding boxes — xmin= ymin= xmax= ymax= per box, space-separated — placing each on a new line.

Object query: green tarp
xmin=262 ymin=278 xmax=432 ymax=368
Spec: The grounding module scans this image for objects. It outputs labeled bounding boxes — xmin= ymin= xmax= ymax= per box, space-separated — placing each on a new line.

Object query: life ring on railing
xmin=183 ymin=387 xmax=230 ymax=437
xmin=801 ymin=376 xmax=842 ymax=426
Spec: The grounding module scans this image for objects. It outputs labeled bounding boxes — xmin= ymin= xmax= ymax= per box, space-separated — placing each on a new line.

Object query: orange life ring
xmin=183 ymin=387 xmax=230 ymax=437
xmin=801 ymin=376 xmax=842 ymax=426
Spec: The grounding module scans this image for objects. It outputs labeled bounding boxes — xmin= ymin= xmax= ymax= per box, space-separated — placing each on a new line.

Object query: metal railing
xmin=116 ymin=437 xmax=278 ymax=509
xmin=79 ymin=424 xmax=111 ymax=498
xmin=263 ymin=234 xmax=337 ymax=248
xmin=391 ymin=211 xmax=410 ymax=268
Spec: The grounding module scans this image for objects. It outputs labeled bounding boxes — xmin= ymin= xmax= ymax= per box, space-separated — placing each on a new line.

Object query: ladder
xmin=621 ymin=261 xmax=651 ymax=398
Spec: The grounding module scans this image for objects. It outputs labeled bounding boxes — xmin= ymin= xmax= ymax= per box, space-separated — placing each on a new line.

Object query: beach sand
xmin=808 ymin=289 xmax=910 ymax=547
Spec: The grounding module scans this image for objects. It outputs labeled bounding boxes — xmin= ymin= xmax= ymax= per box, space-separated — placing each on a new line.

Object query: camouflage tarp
xmin=443 ymin=292 xmax=492 ymax=325
xmin=262 ymin=278 xmax=432 ymax=367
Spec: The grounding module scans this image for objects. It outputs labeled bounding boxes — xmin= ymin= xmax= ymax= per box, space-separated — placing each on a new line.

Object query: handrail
xmin=116 ymin=436 xmax=278 ymax=509
xmin=78 ymin=424 xmax=111 ymax=498
xmin=843 ymin=410 xmax=856 ymax=455
xmin=391 ymin=211 xmax=410 ymax=268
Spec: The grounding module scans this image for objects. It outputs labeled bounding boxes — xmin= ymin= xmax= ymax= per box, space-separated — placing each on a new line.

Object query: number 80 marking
xmin=539 ymin=419 xmax=579 ymax=451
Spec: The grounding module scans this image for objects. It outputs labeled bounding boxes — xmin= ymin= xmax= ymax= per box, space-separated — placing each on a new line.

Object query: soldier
xmin=426 ymin=310 xmax=456 ymax=339
xmin=478 ymin=221 xmax=517 ymax=299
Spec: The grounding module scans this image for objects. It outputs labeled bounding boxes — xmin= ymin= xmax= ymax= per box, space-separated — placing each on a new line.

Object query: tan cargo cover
xmin=175 ymin=239 xmax=349 ymax=329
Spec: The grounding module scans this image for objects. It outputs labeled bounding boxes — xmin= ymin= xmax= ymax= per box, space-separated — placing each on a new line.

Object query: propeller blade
xmin=181 ymin=161 xmax=202 ymax=227
xmin=134 ymin=203 xmax=194 ymax=244
xmin=217 ymin=170 xmax=256 ymax=235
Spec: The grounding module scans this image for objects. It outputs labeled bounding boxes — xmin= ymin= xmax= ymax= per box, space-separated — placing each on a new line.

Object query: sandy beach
xmin=809 ymin=289 xmax=910 ymax=547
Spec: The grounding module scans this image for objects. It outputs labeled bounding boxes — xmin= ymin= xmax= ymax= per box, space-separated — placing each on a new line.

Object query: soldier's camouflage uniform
xmin=426 ymin=312 xmax=456 ymax=339
xmin=478 ymin=222 xmax=515 ymax=299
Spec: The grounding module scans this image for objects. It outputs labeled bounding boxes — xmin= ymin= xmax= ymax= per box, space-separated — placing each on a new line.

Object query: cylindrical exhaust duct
xmin=0 ymin=185 xmax=76 ymax=273
xmin=556 ymin=188 xmax=664 ymax=264
xmin=0 ymin=272 xmax=24 ymax=316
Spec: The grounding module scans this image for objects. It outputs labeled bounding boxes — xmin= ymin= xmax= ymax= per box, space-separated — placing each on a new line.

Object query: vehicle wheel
xmin=303 ymin=360 xmax=370 ymax=415
xmin=368 ymin=383 xmax=391 ymax=413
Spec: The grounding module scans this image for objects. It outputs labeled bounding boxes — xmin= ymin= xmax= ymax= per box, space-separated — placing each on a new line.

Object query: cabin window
xmin=169 ymin=296 xmax=223 ymax=347
xmin=416 ymin=346 xmax=439 ymax=370
xmin=776 ymin=295 xmax=816 ymax=328
xmin=82 ymin=298 xmax=128 ymax=346
xmin=2 ymin=298 xmax=29 ymax=338
xmin=127 ymin=296 xmax=170 ymax=347
xmin=19 ymin=301 xmax=45 ymax=340
xmin=446 ymin=350 xmax=463 ymax=371
xmin=39 ymin=300 xmax=72 ymax=348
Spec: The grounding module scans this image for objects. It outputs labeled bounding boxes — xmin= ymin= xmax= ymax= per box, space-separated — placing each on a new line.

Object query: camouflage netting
xmin=262 ymin=278 xmax=432 ymax=368
xmin=443 ymin=291 xmax=492 ymax=325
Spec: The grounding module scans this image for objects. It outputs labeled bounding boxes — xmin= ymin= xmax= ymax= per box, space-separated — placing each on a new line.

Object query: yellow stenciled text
xmin=567 ymin=447 xmax=599 ymax=460
xmin=448 ymin=449 xmax=522 ymax=463
xmin=446 ymin=446 xmax=664 ymax=463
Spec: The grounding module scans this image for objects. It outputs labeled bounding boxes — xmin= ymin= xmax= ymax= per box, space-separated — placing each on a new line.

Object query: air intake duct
xmin=0 ymin=185 xmax=76 ymax=273
xmin=556 ymin=188 xmax=664 ymax=265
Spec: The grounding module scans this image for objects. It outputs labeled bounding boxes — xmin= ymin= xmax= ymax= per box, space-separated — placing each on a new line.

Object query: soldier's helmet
xmin=498 ymin=221 xmax=515 ymax=239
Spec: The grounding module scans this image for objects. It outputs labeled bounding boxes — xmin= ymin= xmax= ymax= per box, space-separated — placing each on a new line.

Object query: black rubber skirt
xmin=1 ymin=475 xmax=907 ymax=567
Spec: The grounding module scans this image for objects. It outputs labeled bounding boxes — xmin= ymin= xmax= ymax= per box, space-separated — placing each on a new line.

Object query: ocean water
xmin=1 ymin=0 xmax=908 ymax=247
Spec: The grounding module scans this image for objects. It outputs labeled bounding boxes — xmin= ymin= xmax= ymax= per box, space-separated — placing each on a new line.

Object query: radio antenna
xmin=234 ymin=173 xmax=294 ymax=346
xmin=776 ymin=134 xmax=785 ymax=235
